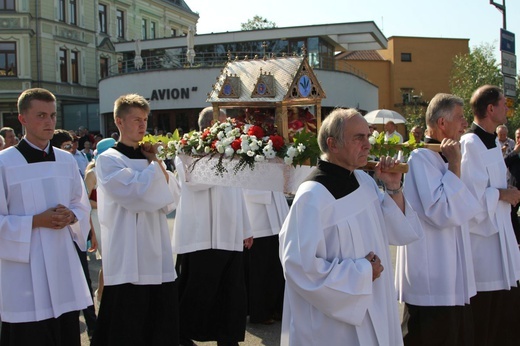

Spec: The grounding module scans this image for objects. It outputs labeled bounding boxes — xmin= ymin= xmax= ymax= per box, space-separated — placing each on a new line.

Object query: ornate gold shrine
xmin=206 ymin=54 xmax=326 ymax=142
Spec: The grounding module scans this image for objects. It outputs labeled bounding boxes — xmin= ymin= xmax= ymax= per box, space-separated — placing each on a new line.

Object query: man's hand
xmin=441 ymin=138 xmax=461 ymax=177
xmin=141 ymin=142 xmax=169 ymax=182
xmin=365 ymin=251 xmax=384 ymax=282
xmin=141 ymin=142 xmax=162 ymax=163
xmin=374 ymin=156 xmax=402 ymax=190
xmin=499 ymin=187 xmax=520 ymax=206
xmin=243 ymin=236 xmax=254 ymax=249
xmin=33 ymin=204 xmax=76 ymax=230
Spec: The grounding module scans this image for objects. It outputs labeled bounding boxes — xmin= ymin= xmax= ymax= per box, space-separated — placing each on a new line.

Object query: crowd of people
xmin=0 ymin=85 xmax=518 ymax=346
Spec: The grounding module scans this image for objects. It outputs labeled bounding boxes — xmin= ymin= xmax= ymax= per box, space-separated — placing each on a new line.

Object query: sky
xmin=187 ymin=0 xmax=519 ymax=61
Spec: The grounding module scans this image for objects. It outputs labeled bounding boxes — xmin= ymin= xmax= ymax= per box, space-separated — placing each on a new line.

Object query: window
xmin=71 ymin=51 xmax=79 ymax=83
xmin=69 ymin=0 xmax=77 ymax=25
xmin=98 ymin=4 xmax=107 ymax=34
xmin=59 ymin=49 xmax=68 ymax=82
xmin=100 ymin=57 xmax=109 ymax=78
xmin=58 ymin=0 xmax=65 ymax=21
xmin=400 ymin=88 xmax=414 ymax=105
xmin=401 ymin=53 xmax=412 ymax=62
xmin=141 ymin=19 xmax=147 ymax=40
xmin=0 ymin=42 xmax=16 ymax=77
xmin=116 ymin=10 xmax=124 ymax=38
xmin=0 ymin=0 xmax=14 ymax=10
xmin=150 ymin=22 xmax=156 ymax=39
xmin=171 ymin=28 xmax=176 ymax=37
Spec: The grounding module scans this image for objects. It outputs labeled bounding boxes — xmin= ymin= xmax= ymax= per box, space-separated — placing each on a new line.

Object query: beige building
xmin=338 ymin=36 xmax=469 ymax=113
xmin=0 ymin=0 xmax=198 ymax=136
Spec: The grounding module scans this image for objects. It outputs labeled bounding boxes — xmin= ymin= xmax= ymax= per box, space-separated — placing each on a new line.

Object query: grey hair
xmin=425 ymin=93 xmax=464 ymax=128
xmin=496 ymin=124 xmax=508 ymax=132
xmin=198 ymin=107 xmax=214 ymax=130
xmin=318 ymin=108 xmax=361 ymax=157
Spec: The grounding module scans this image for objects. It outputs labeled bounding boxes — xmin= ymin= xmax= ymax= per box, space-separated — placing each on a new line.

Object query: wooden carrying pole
xmin=362 ymin=143 xmax=442 ymax=173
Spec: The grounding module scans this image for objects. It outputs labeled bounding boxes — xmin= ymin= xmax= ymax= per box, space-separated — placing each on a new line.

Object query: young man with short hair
xmin=0 ymin=88 xmax=92 ymax=345
xmin=92 ymin=94 xmax=181 ymax=345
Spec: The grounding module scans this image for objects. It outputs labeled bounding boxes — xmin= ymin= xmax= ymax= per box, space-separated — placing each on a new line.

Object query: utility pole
xmin=490 ymin=0 xmax=507 ymax=30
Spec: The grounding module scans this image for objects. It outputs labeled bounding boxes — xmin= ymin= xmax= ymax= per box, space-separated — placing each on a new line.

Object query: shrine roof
xmin=208 ymin=56 xmax=318 ymax=103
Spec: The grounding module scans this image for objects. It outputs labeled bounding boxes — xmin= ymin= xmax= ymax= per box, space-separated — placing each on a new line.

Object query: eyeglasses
xmin=62 ymin=144 xmax=73 ymax=150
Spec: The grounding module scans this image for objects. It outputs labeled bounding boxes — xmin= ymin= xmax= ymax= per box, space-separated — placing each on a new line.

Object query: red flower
xmin=211 ymin=140 xmax=218 ymax=149
xmin=181 ymin=139 xmax=187 ymax=145
xmin=247 ymin=125 xmax=265 ymax=139
xmin=231 ymin=138 xmax=242 ymax=151
xmin=269 ymin=135 xmax=284 ymax=151
xmin=201 ymin=129 xmax=211 ymax=140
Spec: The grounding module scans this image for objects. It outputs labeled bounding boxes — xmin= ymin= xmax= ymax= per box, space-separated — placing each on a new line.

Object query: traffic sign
xmin=502 ymin=52 xmax=517 ymax=76
xmin=501 ymin=29 xmax=515 ymax=54
xmin=504 ymin=75 xmax=517 ymax=98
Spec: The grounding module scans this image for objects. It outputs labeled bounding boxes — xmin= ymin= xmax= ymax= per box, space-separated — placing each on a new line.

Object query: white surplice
xmin=171 ymin=156 xmax=251 ymax=254
xmin=96 ymin=148 xmax=180 ymax=286
xmin=279 ymin=171 xmax=423 ymax=346
xmin=0 ymin=147 xmax=92 ymax=322
xmin=396 ymin=148 xmax=480 ymax=306
xmin=460 ymin=133 xmax=520 ymax=291
xmin=242 ymin=189 xmax=289 ymax=238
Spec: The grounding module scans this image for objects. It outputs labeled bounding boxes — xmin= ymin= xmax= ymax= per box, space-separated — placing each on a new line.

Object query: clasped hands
xmin=34 ymin=204 xmax=76 ymax=230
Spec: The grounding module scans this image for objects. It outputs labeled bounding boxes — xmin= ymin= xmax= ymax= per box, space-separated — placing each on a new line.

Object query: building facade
xmin=0 ymin=0 xmax=198 ymax=136
xmin=339 ymin=36 xmax=469 ymax=111
xmin=98 ymin=22 xmax=386 ymax=136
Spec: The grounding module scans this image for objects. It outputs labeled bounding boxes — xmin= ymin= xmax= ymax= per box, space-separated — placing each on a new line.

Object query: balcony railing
xmin=108 ymin=51 xmax=367 ymax=81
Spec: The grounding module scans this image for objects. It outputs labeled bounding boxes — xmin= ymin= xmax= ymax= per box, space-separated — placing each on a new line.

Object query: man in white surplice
xmin=396 ymin=93 xmax=481 ymax=345
xmin=460 ymin=85 xmax=520 ymax=345
xmin=0 ymin=88 xmax=91 ymax=345
xmin=92 ymin=94 xmax=181 ymax=345
xmin=279 ymin=108 xmax=423 ymax=346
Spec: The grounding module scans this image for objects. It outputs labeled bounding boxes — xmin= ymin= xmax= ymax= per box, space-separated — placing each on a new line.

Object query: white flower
xmin=217 ymin=131 xmax=224 ymax=140
xmin=241 ymin=141 xmax=250 ymax=152
xmin=247 ymin=150 xmax=255 ymax=157
xmin=297 ymin=143 xmax=306 ymax=152
xmin=250 ymin=141 xmax=259 ymax=151
xmin=368 ymin=136 xmax=376 ymax=145
xmin=263 ymin=146 xmax=276 ymax=159
xmin=168 ymin=141 xmax=176 ymax=149
xmin=254 ymin=155 xmax=265 ymax=162
xmin=217 ymin=144 xmax=225 ymax=154
xmin=286 ymin=146 xmax=297 ymax=158
xmin=284 ymin=156 xmax=293 ymax=165
xmin=204 ymin=146 xmax=211 ymax=153
xmin=225 ymin=146 xmax=234 ymax=157
xmin=157 ymin=145 xmax=164 ymax=155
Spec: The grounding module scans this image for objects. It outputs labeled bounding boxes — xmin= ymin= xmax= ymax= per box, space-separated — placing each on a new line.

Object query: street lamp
xmin=489 ymin=0 xmax=507 ymax=29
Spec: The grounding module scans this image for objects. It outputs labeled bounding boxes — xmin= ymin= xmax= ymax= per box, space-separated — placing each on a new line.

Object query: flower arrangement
xmin=369 ymin=130 xmax=424 ymax=157
xmin=148 ymin=118 xmax=319 ymax=176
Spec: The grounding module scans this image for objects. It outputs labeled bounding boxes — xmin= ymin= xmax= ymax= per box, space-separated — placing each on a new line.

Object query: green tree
xmin=449 ymin=43 xmax=502 ymax=122
xmin=241 ymin=16 xmax=277 ymax=31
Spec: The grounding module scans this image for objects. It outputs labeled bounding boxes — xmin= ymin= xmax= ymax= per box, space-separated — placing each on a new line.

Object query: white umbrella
xmin=364 ymin=109 xmax=406 ymax=124
xmin=186 ymin=25 xmax=196 ymax=66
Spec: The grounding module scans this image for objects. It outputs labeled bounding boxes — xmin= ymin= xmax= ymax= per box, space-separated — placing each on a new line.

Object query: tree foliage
xmin=450 ymin=42 xmax=520 ymax=133
xmin=449 ymin=43 xmax=502 ymax=121
xmin=241 ymin=16 xmax=277 ymax=31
